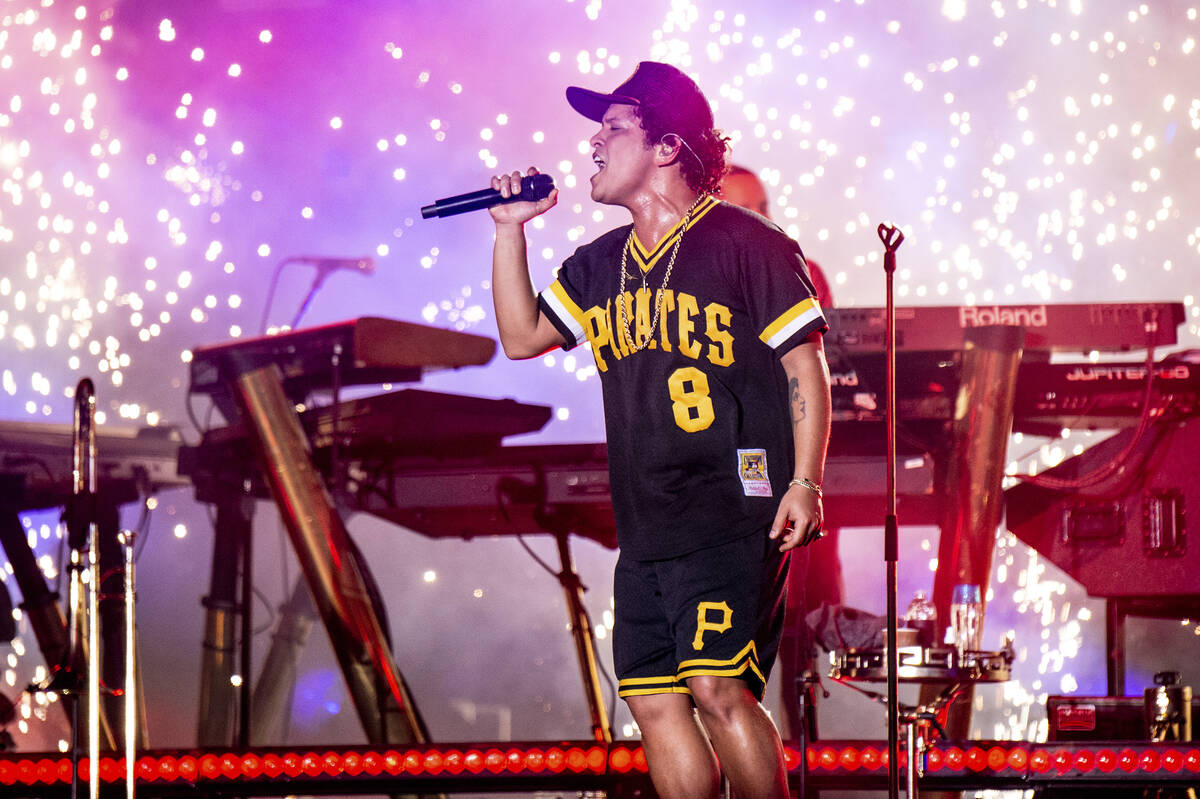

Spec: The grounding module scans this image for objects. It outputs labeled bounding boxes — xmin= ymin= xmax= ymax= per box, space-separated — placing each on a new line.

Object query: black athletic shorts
xmin=613 ymin=530 xmax=789 ymax=702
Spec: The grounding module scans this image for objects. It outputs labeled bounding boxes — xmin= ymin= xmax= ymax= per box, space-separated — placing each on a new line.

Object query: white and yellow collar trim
xmin=627 ymin=195 xmax=720 ymax=274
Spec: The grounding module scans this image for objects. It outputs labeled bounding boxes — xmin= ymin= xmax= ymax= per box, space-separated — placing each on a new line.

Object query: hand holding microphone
xmin=421 ymin=168 xmax=557 ymax=221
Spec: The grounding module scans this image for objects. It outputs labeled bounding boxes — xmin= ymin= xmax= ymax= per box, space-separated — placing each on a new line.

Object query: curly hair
xmin=634 ymin=96 xmax=730 ymax=195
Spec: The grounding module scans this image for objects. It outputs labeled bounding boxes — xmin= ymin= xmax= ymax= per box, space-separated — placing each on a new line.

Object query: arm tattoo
xmin=789 ymin=377 xmax=808 ymax=428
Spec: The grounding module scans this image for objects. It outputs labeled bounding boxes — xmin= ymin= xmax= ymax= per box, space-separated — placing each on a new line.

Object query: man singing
xmin=488 ymin=61 xmax=831 ymax=799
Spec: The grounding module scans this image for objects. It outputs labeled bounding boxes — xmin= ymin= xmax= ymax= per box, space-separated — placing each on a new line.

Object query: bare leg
xmin=689 ymin=675 xmax=789 ymax=799
xmin=626 ymin=692 xmax=721 ymax=799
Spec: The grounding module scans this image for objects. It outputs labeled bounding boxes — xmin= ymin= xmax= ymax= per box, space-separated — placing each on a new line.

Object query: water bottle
xmin=903 ymin=590 xmax=938 ymax=648
xmin=949 ymin=583 xmax=983 ymax=657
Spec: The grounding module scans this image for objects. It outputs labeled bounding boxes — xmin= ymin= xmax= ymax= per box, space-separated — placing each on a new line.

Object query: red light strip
xmin=3 ymin=742 xmax=1200 ymax=789
xmin=0 ymin=745 xmax=621 ymax=787
xmin=799 ymin=742 xmax=1200 ymax=779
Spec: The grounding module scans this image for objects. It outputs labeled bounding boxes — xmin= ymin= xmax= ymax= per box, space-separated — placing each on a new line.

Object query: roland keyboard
xmin=823 ymin=301 xmax=1184 ymax=354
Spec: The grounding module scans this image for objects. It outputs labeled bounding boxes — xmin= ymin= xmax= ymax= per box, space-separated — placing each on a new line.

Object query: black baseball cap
xmin=566 ymin=61 xmax=714 ymax=128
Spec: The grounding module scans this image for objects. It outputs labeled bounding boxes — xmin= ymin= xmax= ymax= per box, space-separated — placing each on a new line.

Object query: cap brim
xmin=566 ymin=86 xmax=641 ymax=122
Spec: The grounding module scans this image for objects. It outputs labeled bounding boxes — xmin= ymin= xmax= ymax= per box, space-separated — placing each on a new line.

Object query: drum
xmin=830 ymin=646 xmax=1012 ymax=684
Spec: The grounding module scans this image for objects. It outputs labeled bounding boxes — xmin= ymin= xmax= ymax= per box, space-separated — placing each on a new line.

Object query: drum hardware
xmin=830 ymin=640 xmax=1014 ymax=796
xmin=792 ymin=668 xmax=829 ymax=799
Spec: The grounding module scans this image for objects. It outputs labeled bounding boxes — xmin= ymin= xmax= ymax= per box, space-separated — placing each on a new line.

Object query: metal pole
xmin=196 ymin=492 xmax=253 ymax=747
xmin=906 ymin=720 xmax=918 ymax=798
xmin=238 ymin=501 xmax=253 ymax=750
xmin=876 ymin=225 xmax=905 ymax=799
xmin=553 ymin=531 xmax=611 ymax=742
xmin=71 ymin=379 xmax=100 ymax=799
xmin=87 ymin=517 xmax=100 ymax=799
xmin=122 ymin=530 xmax=137 ymax=799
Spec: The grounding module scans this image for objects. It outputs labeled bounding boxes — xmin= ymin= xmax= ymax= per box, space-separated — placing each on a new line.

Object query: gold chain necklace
xmin=616 ymin=195 xmax=705 ymax=354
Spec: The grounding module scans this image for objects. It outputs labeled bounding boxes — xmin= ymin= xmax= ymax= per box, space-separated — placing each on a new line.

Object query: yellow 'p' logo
xmin=692 ymin=601 xmax=733 ymax=650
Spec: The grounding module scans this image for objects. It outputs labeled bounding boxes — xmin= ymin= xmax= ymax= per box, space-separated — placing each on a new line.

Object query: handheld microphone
xmin=290 ymin=256 xmax=375 ymax=274
xmin=421 ymin=173 xmax=555 ymax=219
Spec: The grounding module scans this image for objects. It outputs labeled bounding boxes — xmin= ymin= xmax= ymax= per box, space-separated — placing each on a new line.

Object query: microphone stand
xmin=289 ymin=265 xmax=335 ymax=330
xmin=876 ymin=224 xmax=905 ymax=799
xmin=257 ymin=257 xmax=373 ymax=334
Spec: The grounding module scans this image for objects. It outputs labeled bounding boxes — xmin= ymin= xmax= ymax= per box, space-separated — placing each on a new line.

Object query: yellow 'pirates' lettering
xmin=676 ymin=293 xmax=702 ymax=359
xmin=668 ymin=366 xmax=715 ymax=432
xmin=705 ymin=302 xmax=734 ymax=367
xmin=607 ymin=298 xmax=629 ymax=358
xmin=582 ymin=291 xmax=735 ymax=373
xmin=582 ymin=306 xmax=612 ymax=372
xmin=656 ymin=289 xmax=676 ymax=352
xmin=692 ymin=600 xmax=733 ymax=650
xmin=631 ymin=287 xmax=653 ymax=348
xmin=615 ymin=291 xmax=635 ymax=351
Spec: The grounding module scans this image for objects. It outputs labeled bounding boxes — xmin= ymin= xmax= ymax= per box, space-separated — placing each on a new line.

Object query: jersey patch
xmin=737 ymin=448 xmax=772 ymax=497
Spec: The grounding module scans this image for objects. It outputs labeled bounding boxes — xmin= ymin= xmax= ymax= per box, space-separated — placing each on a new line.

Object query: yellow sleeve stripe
xmin=759 ymin=297 xmax=825 ymax=349
xmin=540 ymin=280 xmax=587 ymax=346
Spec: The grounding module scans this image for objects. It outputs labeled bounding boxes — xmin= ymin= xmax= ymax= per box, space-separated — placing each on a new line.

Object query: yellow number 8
xmin=667 ymin=366 xmax=715 ymax=432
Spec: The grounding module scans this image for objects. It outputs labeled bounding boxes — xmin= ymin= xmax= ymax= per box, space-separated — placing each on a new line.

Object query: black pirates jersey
xmin=538 ymin=197 xmax=827 ymax=560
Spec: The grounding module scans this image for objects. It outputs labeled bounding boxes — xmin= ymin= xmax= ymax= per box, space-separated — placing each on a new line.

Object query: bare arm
xmin=489 ymin=168 xmax=568 ymax=359
xmin=769 ymin=333 xmax=832 ymax=552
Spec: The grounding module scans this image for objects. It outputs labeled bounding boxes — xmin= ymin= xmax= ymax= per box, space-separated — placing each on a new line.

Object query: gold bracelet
xmin=789 ymin=477 xmax=823 ymax=498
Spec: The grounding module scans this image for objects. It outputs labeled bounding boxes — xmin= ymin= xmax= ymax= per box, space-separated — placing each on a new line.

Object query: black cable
xmin=130 ymin=476 xmax=155 ymax=562
xmin=249 ymin=584 xmax=277 ymax=636
xmin=499 ymin=470 xmax=622 ymax=736
xmin=498 ymin=476 xmax=560 ymax=579
xmin=1017 ymin=334 xmax=1164 ymax=491
xmin=513 ymin=534 xmax=622 ymax=734
xmin=132 ymin=507 xmax=153 ymax=561
xmin=347 ymin=532 xmax=394 ymax=651
xmin=514 ymin=533 xmax=559 ymax=579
